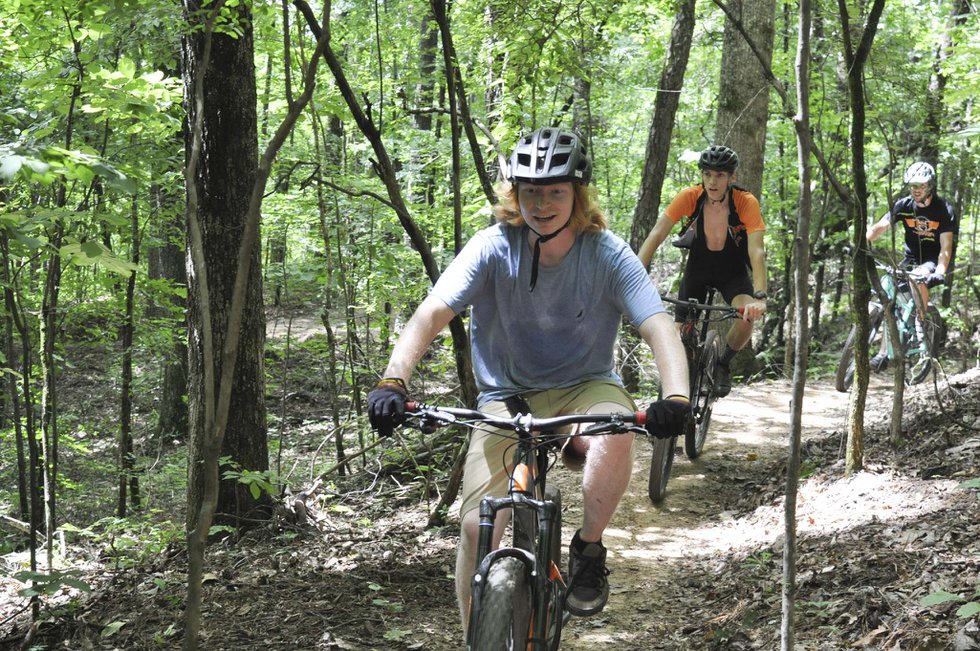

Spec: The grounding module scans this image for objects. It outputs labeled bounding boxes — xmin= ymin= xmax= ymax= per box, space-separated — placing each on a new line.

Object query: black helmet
xmin=508 ymin=128 xmax=592 ymax=185
xmin=698 ymin=145 xmax=739 ymax=173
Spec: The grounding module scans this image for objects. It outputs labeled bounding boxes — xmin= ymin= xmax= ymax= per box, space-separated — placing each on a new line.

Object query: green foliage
xmin=220 ymin=456 xmax=280 ymax=500
xmin=13 ymin=568 xmax=92 ymax=597
xmin=920 ymin=586 xmax=980 ymax=619
xmin=959 ymin=478 xmax=980 ymax=490
xmin=62 ymin=516 xmax=183 ymax=570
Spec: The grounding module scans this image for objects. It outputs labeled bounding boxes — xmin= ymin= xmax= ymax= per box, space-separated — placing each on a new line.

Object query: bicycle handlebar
xmin=404 ymin=401 xmax=647 ymax=435
xmin=662 ymin=296 xmax=744 ymax=316
xmin=872 ymin=259 xmax=928 ymax=283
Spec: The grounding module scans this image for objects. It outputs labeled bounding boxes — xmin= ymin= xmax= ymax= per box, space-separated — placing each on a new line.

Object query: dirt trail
xmin=553 ymin=379 xmax=851 ymax=650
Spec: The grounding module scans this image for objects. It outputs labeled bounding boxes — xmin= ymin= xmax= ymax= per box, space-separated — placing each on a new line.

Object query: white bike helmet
xmin=903 ymin=161 xmax=936 ymax=187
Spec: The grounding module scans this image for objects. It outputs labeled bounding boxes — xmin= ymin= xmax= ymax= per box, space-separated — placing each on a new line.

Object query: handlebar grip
xmin=634 ymin=410 xmax=646 ymax=426
xmin=405 ymin=401 xmax=418 ymax=411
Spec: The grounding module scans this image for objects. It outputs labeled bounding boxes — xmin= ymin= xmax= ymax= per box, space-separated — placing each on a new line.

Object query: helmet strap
xmin=526 ymin=219 xmax=571 ymax=292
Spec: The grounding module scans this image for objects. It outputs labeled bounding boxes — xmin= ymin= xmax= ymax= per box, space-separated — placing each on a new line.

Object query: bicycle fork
xmin=467 ymin=462 xmax=565 ymax=649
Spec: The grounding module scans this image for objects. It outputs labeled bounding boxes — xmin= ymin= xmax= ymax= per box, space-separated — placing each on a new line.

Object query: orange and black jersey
xmin=887 ymin=195 xmax=957 ymax=264
xmin=665 ymin=185 xmax=765 ymax=271
xmin=665 ymin=185 xmax=765 ymax=311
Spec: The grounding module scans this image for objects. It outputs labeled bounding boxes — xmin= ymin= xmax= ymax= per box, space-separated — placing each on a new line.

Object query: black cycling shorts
xmin=674 ymin=265 xmax=753 ymax=322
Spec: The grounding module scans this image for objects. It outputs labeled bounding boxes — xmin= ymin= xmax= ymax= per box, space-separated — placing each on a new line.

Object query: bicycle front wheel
xmin=686 ymin=330 xmax=719 ymax=459
xmin=648 ymin=435 xmax=676 ymax=504
xmin=906 ymin=304 xmax=941 ymax=385
xmin=835 ymin=304 xmax=884 ymax=392
xmin=470 ymin=557 xmax=531 ymax=651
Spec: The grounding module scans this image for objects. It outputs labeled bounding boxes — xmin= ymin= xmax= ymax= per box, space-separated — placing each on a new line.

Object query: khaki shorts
xmin=458 ymin=380 xmax=636 ymax=518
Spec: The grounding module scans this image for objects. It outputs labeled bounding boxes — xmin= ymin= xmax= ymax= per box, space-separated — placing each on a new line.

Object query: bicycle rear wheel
xmin=470 ymin=557 xmax=531 ymax=651
xmin=647 ymin=435 xmax=676 ymax=504
xmin=835 ymin=304 xmax=884 ymax=392
xmin=685 ymin=330 xmax=719 ymax=459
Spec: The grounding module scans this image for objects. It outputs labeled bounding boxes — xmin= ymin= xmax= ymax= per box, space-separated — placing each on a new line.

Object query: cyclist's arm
xmin=747 ymin=231 xmax=767 ymax=296
xmin=637 ymin=215 xmax=675 ymax=269
xmin=638 ymin=312 xmax=689 ymax=400
xmin=936 ymin=231 xmax=954 ymax=276
xmin=382 ymin=294 xmax=456 ymax=386
xmin=866 ymin=214 xmax=892 ymax=242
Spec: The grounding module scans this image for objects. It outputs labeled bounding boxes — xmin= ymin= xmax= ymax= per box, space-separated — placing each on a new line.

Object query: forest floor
xmin=1 ymin=329 xmax=979 ymax=650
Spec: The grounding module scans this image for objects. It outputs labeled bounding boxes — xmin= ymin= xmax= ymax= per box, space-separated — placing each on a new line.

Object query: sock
xmin=572 ymin=530 xmax=600 ymax=551
xmin=719 ymin=345 xmax=738 ymax=366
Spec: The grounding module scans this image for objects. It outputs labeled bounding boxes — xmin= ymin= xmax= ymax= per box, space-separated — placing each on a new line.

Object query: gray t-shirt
xmin=431 ymin=224 xmax=665 ymax=405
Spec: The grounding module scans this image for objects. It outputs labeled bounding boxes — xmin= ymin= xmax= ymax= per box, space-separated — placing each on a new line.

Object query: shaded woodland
xmin=0 ymin=0 xmax=978 ymax=648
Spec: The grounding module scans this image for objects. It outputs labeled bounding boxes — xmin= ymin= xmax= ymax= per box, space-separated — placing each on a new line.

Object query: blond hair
xmin=492 ymin=182 xmax=608 ymax=233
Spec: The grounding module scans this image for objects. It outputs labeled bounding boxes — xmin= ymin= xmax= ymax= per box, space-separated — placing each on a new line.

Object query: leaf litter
xmin=1 ymin=357 xmax=977 ymax=650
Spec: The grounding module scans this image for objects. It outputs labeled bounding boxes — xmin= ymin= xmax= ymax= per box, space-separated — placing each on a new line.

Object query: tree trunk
xmin=148 ymin=182 xmax=189 ymax=442
xmin=623 ymin=0 xmax=697 ymax=392
xmin=714 ymin=0 xmax=775 ymax=197
xmin=713 ymin=0 xmax=775 ymax=380
xmin=40 ymin=225 xmax=63 ymax=568
xmin=628 ymin=0 xmax=696 ymax=253
xmin=118 ymin=195 xmax=140 ymax=516
xmin=839 ymin=0 xmax=886 ymax=474
xmin=782 ymin=0 xmax=815 ymax=644
xmin=182 ymin=0 xmax=269 ymax=530
xmin=1 ymin=233 xmax=29 ymax=523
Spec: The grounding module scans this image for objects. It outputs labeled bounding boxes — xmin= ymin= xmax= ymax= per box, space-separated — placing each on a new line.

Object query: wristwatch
xmin=753 ymin=290 xmax=768 ymax=300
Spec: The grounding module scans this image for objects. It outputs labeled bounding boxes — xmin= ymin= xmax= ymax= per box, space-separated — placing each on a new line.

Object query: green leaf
xmin=101 ymin=621 xmax=127 ymax=638
xmin=920 ymin=591 xmax=962 ymax=606
xmin=383 ymin=628 xmax=412 ymax=641
xmin=957 ymin=478 xmax=980 ymax=490
xmin=117 ymin=57 xmax=136 ymax=79
xmin=956 ymin=602 xmax=980 ymax=618
xmin=61 ymin=578 xmax=93 ymax=592
xmin=81 ymin=240 xmax=103 ymax=258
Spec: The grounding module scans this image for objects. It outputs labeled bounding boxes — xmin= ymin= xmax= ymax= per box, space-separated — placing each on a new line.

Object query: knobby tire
xmin=835 ymin=304 xmax=884 ymax=393
xmin=648 ymin=435 xmax=675 ymax=504
xmin=685 ymin=330 xmax=719 ymax=459
xmin=470 ymin=557 xmax=531 ymax=651
xmin=906 ymin=304 xmax=941 ymax=385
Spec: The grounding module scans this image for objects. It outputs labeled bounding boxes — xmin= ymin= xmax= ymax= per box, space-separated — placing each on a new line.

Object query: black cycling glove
xmin=924 ymin=272 xmax=945 ymax=288
xmin=645 ymin=398 xmax=690 ymax=439
xmin=367 ymin=378 xmax=408 ymax=437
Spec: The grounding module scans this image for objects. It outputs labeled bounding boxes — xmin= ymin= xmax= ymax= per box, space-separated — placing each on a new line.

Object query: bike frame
xmin=876 ymin=266 xmax=931 ymax=359
xmin=467 ymin=428 xmax=563 ymax=650
xmin=678 ymin=288 xmax=718 ymax=393
xmin=666 ymin=291 xmax=740 ymax=433
xmin=405 ymin=404 xmax=646 ymax=651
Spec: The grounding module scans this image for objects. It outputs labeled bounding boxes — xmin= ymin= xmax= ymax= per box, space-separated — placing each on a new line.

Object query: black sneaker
xmin=566 ymin=532 xmax=609 ymax=617
xmin=714 ymin=361 xmax=732 ymax=397
xmin=870 ymin=352 xmax=889 ymax=373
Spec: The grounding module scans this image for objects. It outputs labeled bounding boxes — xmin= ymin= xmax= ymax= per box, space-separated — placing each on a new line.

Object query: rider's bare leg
xmin=567 ymin=401 xmax=635 ymax=543
xmin=725 ymin=293 xmax=756 ymax=352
